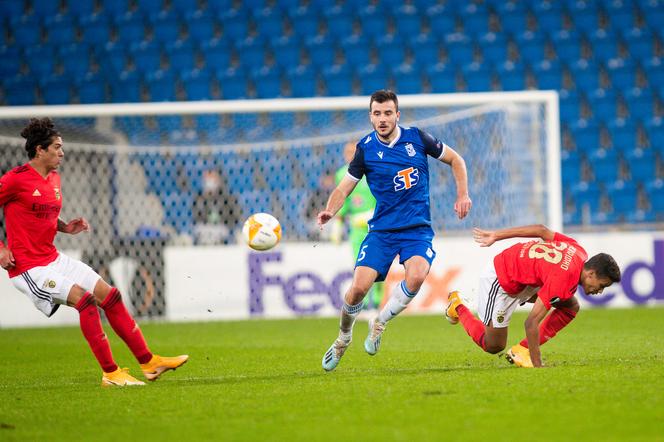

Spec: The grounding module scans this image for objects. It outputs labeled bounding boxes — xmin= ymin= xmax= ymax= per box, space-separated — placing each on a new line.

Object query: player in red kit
xmin=445 ymin=224 xmax=621 ymax=368
xmin=0 ymin=118 xmax=188 ymax=386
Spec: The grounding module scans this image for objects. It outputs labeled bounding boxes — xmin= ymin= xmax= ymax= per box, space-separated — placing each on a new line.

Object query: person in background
xmin=193 ymin=169 xmax=240 ymax=245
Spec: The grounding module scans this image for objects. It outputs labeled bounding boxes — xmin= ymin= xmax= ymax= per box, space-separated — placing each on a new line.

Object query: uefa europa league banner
xmin=164 ymin=232 xmax=664 ymax=322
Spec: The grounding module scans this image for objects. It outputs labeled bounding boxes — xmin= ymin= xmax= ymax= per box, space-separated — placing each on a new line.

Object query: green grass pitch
xmin=1 ymin=307 xmax=662 ymax=441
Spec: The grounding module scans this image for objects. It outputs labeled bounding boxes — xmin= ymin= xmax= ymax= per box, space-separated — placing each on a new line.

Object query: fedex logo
xmin=394 ymin=167 xmax=419 ymax=191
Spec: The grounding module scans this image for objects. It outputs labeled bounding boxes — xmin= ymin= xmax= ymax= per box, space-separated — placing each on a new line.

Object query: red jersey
xmin=493 ymin=232 xmax=588 ymax=310
xmin=0 ymin=164 xmax=62 ymax=277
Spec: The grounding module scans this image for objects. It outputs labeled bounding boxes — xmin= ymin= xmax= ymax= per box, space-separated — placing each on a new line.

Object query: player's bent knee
xmin=485 ymin=343 xmax=505 ymax=354
xmin=66 ymin=284 xmax=91 ymax=307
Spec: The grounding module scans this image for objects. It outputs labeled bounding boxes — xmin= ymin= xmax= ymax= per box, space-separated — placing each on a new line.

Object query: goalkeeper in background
xmin=331 ymin=142 xmax=384 ymax=310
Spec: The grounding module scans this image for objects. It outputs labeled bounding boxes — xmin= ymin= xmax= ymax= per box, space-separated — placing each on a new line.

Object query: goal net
xmin=0 ymin=91 xmax=561 ymax=318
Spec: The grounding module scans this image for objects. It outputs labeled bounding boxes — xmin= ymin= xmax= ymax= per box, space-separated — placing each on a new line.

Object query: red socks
xmin=457 ymin=304 xmax=488 ymax=351
xmin=520 ymin=307 xmax=577 ymax=348
xmin=100 ymin=288 xmax=153 ymax=364
xmin=75 ymin=292 xmax=118 ymax=373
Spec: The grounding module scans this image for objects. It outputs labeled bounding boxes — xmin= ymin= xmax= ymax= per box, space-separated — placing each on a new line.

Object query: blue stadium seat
xmin=24 ymin=45 xmax=55 ymax=76
xmin=182 ymin=68 xmax=213 ymax=100
xmin=238 ymin=190 xmax=275 ymax=219
xmin=645 ymin=117 xmax=664 ymax=152
xmin=496 ymin=61 xmax=526 ymax=91
xmin=588 ymin=89 xmax=618 ymax=122
xmin=409 ymin=33 xmax=441 ymax=65
xmin=0 ymin=0 xmax=24 ymax=18
xmin=643 ymin=57 xmax=663 ymax=89
xmin=533 ymin=1 xmax=563 ymax=32
xmin=571 ymin=181 xmax=602 ymax=213
xmin=162 ymin=192 xmax=195 ymax=235
xmin=571 ymin=120 xmax=600 ymax=151
xmin=496 ymin=1 xmax=529 ymax=33
xmin=605 ymin=0 xmax=634 ymax=29
xmin=305 ymin=35 xmax=336 ymax=68
xmin=559 ymin=90 xmax=582 ymax=123
xmin=605 ymin=58 xmax=636 ymax=90
xmin=64 ymin=0 xmax=95 ymax=17
xmin=4 ymin=76 xmax=37 ymax=105
xmin=358 ymin=5 xmax=387 ymax=38
xmin=219 ymin=8 xmax=249 ymax=40
xmin=173 ymin=0 xmax=210 ymax=14
xmin=100 ymin=0 xmax=129 ymax=16
xmin=277 ymin=189 xmax=310 ymax=239
xmin=77 ymin=74 xmax=107 ymax=104
xmin=288 ymin=5 xmax=319 ymax=39
xmin=59 ymin=43 xmax=92 ymax=77
xmin=375 ymin=34 xmax=406 ymax=66
xmin=254 ymin=6 xmax=283 ymax=38
xmin=341 ymin=34 xmax=371 ymax=66
xmin=358 ymin=63 xmax=389 ymax=95
xmin=393 ymin=4 xmax=422 ymax=36
xmin=561 ymin=149 xmax=583 ymax=184
xmin=10 ymin=14 xmax=42 ymax=46
xmin=444 ymin=33 xmax=475 ymax=65
xmin=622 ymin=28 xmax=654 ymax=61
xmin=150 ymin=11 xmax=182 ymax=43
xmin=589 ymin=148 xmax=620 ymax=183
xmin=79 ymin=13 xmax=112 ymax=45
xmin=607 ymin=118 xmax=637 ymax=151
xmin=478 ymin=32 xmax=508 ymax=65
xmin=607 ymin=180 xmax=638 ymax=214
xmin=96 ymin=41 xmax=127 ymax=75
xmin=588 ymin=29 xmax=619 ymax=62
xmin=271 ymin=35 xmax=301 ymax=69
xmin=200 ymin=38 xmax=231 ymax=71
xmin=286 ymin=64 xmax=317 ymax=97
xmin=645 ymin=179 xmax=664 ymax=215
xmin=322 ymin=63 xmax=353 ymax=96
xmin=570 ymin=8 xmax=599 ymax=34
xmin=130 ymin=40 xmax=162 ymax=73
xmin=218 ymin=67 xmax=248 ymax=99
xmin=40 ymin=75 xmax=71 ymax=104
xmin=533 ymin=59 xmax=562 ymax=90
xmin=569 ymin=59 xmax=601 ymax=91
xmin=626 ymin=148 xmax=657 ymax=183
xmin=251 ymin=64 xmax=282 ymax=99
xmin=462 ymin=62 xmax=492 ymax=92
xmin=392 ymin=63 xmax=423 ymax=94
xmin=324 ymin=5 xmax=354 ymax=36
xmin=426 ymin=4 xmax=456 ymax=32
xmin=624 ymin=88 xmax=654 ymax=122
xmin=166 ymin=39 xmax=197 ymax=72
xmin=515 ymin=31 xmax=547 ymax=64
xmin=109 ymin=70 xmax=142 ymax=103
xmin=146 ymin=69 xmax=177 ymax=101
xmin=0 ymin=45 xmax=21 ymax=79
xmin=135 ymin=0 xmax=165 ymax=14
xmin=237 ymin=35 xmax=266 ymax=69
xmin=185 ymin=10 xmax=217 ymax=42
xmin=551 ymin=30 xmax=582 ymax=62
xmin=113 ymin=12 xmax=147 ymax=44
xmin=427 ymin=62 xmax=457 ymax=93
xmin=459 ymin=3 xmax=489 ymax=36
xmin=641 ymin=0 xmax=664 ymax=29
xmin=45 ymin=14 xmax=77 ymax=45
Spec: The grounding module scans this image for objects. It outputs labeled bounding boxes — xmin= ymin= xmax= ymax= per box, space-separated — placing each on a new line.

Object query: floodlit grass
xmin=1 ymin=308 xmax=662 ymax=441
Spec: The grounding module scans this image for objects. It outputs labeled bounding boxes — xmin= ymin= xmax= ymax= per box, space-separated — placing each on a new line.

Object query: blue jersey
xmin=347 ymin=126 xmax=447 ymax=232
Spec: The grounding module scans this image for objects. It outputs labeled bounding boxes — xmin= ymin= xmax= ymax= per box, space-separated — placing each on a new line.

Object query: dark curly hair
xmin=585 ymin=253 xmax=621 ymax=283
xmin=20 ymin=117 xmax=61 ymax=159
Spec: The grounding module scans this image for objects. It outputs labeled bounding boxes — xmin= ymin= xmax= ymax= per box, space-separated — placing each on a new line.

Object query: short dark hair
xmin=20 ymin=117 xmax=60 ymax=159
xmin=370 ymin=89 xmax=399 ymax=112
xmin=584 ymin=253 xmax=621 ymax=283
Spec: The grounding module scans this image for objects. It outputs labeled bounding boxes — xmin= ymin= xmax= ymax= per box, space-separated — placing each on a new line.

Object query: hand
xmin=454 ymin=195 xmax=472 ymax=219
xmin=62 ymin=217 xmax=90 ymax=235
xmin=473 ymin=227 xmax=497 ymax=247
xmin=0 ymin=246 xmax=15 ymax=270
xmin=317 ymin=210 xmax=334 ymax=229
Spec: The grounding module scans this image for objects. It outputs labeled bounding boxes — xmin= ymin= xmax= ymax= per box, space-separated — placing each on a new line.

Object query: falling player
xmin=0 ymin=118 xmax=188 ymax=386
xmin=330 ymin=141 xmax=384 ymax=310
xmin=445 ymin=224 xmax=621 ymax=367
xmin=318 ymin=90 xmax=472 ymax=371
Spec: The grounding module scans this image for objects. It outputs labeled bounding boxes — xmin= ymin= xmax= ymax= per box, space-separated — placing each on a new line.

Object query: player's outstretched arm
xmin=474 ymin=224 xmax=555 ymax=247
xmin=58 ymin=217 xmax=90 ymax=235
xmin=439 ymin=146 xmax=471 ymax=219
xmin=317 ymin=176 xmax=358 ymax=228
xmin=524 ymin=297 xmax=549 ymax=368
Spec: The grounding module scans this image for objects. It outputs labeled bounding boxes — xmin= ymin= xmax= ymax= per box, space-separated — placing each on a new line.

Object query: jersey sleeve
xmin=0 ymin=172 xmax=17 ymax=207
xmin=553 ymin=231 xmax=579 ymax=246
xmin=417 ymin=128 xmax=447 ymax=159
xmin=537 ymin=272 xmax=578 ymax=310
xmin=347 ymin=145 xmax=366 ymax=181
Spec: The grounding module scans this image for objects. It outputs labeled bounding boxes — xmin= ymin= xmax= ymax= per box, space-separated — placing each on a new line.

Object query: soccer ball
xmin=242 ymin=213 xmax=282 ymax=251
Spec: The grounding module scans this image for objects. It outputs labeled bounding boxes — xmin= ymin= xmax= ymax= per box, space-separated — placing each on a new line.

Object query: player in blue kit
xmin=318 ymin=90 xmax=472 ymax=371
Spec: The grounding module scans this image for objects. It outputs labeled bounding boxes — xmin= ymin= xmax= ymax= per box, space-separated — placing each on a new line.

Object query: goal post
xmin=0 ymin=91 xmax=561 ymax=318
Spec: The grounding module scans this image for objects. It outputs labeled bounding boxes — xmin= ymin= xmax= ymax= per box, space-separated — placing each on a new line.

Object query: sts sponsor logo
xmin=393 ymin=167 xmax=419 ymax=191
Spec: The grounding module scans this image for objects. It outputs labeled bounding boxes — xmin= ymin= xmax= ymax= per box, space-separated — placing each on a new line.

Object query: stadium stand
xmin=1 ymin=0 xmax=663 ymax=234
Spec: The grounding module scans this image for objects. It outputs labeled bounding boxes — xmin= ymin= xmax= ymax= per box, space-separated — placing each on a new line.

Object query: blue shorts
xmin=354 ymin=225 xmax=436 ymax=282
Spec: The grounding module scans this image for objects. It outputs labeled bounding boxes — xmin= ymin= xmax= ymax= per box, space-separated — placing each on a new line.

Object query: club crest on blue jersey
xmin=405 ymin=143 xmax=416 ymax=157
xmin=393 ymin=167 xmax=419 ymax=191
